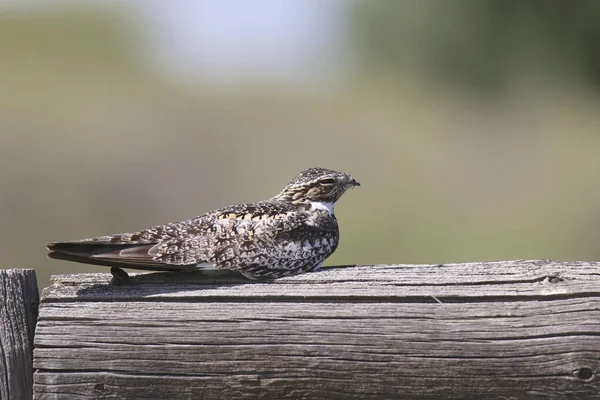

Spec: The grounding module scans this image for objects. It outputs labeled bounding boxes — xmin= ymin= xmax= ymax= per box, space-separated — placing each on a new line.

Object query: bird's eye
xmin=319 ymin=178 xmax=335 ymax=185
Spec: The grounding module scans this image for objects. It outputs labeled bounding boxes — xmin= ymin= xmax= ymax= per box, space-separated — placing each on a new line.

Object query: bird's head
xmin=273 ymin=167 xmax=360 ymax=208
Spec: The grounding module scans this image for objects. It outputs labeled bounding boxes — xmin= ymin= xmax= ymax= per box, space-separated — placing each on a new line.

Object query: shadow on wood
xmin=33 ymin=260 xmax=600 ymax=399
xmin=1 ymin=269 xmax=39 ymax=400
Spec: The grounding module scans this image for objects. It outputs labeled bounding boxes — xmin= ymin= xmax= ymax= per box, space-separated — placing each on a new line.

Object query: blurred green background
xmin=2 ymin=1 xmax=600 ymax=289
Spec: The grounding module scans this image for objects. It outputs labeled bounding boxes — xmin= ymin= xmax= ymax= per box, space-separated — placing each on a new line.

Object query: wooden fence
xmin=3 ymin=260 xmax=600 ymax=399
xmin=1 ymin=269 xmax=39 ymax=400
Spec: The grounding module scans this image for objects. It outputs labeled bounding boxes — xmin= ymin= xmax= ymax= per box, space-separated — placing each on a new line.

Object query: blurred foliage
xmin=352 ymin=0 xmax=600 ymax=95
xmin=1 ymin=3 xmax=600 ymax=290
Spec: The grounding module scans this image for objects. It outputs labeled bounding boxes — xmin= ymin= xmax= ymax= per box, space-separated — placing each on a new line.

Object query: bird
xmin=47 ymin=167 xmax=360 ymax=280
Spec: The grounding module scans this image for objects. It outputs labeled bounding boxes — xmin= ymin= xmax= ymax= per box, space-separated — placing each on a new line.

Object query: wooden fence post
xmin=1 ymin=269 xmax=39 ymax=400
xmin=34 ymin=260 xmax=600 ymax=399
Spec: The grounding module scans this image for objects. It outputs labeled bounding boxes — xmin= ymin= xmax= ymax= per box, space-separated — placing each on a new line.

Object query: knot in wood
xmin=574 ymin=367 xmax=595 ymax=382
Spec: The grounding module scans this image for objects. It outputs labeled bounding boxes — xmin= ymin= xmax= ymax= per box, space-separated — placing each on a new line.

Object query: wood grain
xmin=1 ymin=269 xmax=39 ymax=400
xmin=34 ymin=261 xmax=600 ymax=399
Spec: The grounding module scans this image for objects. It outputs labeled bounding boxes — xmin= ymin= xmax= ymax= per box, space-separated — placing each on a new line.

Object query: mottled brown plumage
xmin=47 ymin=168 xmax=359 ymax=279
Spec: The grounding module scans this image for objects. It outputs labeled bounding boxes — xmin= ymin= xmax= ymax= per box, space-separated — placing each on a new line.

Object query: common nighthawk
xmin=47 ymin=167 xmax=360 ymax=279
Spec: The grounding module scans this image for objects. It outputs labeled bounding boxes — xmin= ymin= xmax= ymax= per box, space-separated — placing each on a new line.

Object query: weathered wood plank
xmin=34 ymin=261 xmax=600 ymax=399
xmin=39 ymin=260 xmax=599 ymax=301
xmin=1 ymin=269 xmax=39 ymax=400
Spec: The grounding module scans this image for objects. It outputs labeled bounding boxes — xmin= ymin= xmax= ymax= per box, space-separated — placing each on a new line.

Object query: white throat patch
xmin=310 ymin=201 xmax=335 ymax=215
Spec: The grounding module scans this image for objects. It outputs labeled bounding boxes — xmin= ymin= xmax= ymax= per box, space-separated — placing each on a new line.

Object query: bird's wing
xmin=152 ymin=202 xmax=301 ymax=266
xmin=45 ymin=202 xmax=289 ymax=271
xmin=146 ymin=202 xmax=311 ymax=269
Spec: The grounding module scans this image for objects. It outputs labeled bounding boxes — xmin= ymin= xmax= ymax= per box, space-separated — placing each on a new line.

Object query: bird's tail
xmin=46 ymin=241 xmax=190 ymax=272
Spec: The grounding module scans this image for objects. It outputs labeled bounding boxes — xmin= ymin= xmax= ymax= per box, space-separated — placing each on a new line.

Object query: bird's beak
xmin=350 ymin=178 xmax=360 ymax=187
